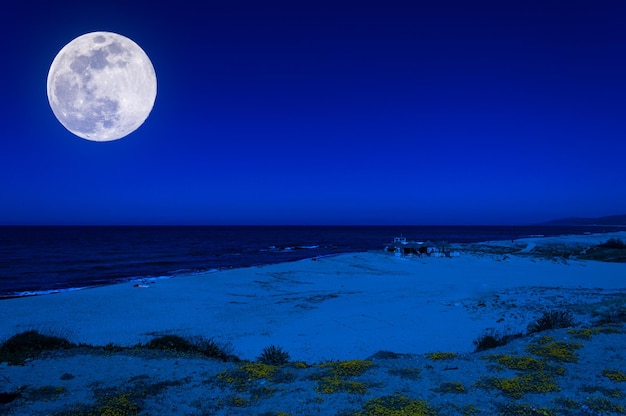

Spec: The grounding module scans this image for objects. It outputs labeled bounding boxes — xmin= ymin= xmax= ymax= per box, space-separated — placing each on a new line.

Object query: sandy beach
xmin=1 ymin=232 xmax=625 ymax=415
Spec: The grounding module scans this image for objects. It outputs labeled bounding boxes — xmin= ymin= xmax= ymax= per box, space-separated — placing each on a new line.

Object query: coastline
xmin=1 ymin=231 xmax=625 ymax=415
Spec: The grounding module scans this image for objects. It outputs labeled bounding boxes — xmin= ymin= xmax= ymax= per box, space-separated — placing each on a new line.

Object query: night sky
xmin=2 ymin=1 xmax=625 ymax=225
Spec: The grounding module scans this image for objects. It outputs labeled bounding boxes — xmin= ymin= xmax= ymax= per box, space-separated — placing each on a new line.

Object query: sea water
xmin=0 ymin=225 xmax=622 ymax=299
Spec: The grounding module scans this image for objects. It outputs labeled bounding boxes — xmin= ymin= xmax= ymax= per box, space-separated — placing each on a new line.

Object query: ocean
xmin=0 ymin=225 xmax=622 ymax=299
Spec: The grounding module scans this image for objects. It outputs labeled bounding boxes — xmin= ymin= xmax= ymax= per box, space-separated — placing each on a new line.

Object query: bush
xmin=598 ymin=238 xmax=626 ymax=249
xmin=474 ymin=330 xmax=523 ymax=352
xmin=257 ymin=345 xmax=290 ymax=366
xmin=143 ymin=335 xmax=237 ymax=362
xmin=594 ymin=307 xmax=626 ymax=326
xmin=527 ymin=310 xmax=575 ymax=334
xmin=144 ymin=335 xmax=195 ymax=352
xmin=0 ymin=330 xmax=74 ymax=365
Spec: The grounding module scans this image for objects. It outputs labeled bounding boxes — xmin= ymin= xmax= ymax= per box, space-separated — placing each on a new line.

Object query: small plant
xmin=594 ymin=308 xmax=626 ymax=325
xmin=474 ymin=330 xmax=522 ymax=352
xmin=580 ymin=384 xmax=624 ymax=398
xmin=27 ymin=385 xmax=67 ymax=402
xmin=291 ymin=361 xmax=309 ymax=369
xmin=486 ymin=354 xmax=548 ymax=372
xmin=143 ymin=334 xmax=235 ymax=361
xmin=388 ymin=367 xmax=422 ymax=380
xmin=598 ymin=238 xmax=626 ymax=249
xmin=527 ymin=310 xmax=575 ymax=334
xmin=144 ymin=334 xmax=195 ymax=352
xmin=433 ymin=381 xmax=466 ymax=394
xmin=312 ymin=360 xmax=374 ymax=394
xmin=217 ymin=362 xmax=282 ymax=392
xmin=319 ymin=359 xmax=374 ymax=377
xmin=602 ymin=369 xmax=626 ymax=382
xmin=553 ymin=397 xmax=581 ymax=410
xmin=314 ymin=375 xmax=369 ymax=394
xmin=221 ymin=395 xmax=250 ymax=407
xmin=478 ymin=371 xmax=560 ymax=399
xmin=0 ymin=388 xmax=24 ymax=405
xmin=0 ymin=330 xmax=74 ymax=365
xmin=357 ymin=394 xmax=437 ymax=416
xmin=495 ymin=402 xmax=556 ymax=416
xmin=456 ymin=403 xmax=480 ymax=415
xmin=54 ymin=390 xmax=141 ymax=416
xmin=526 ymin=339 xmax=583 ymax=363
xmin=566 ymin=328 xmax=601 ymax=340
xmin=425 ymin=351 xmax=457 ymax=360
xmin=583 ymin=397 xmax=626 ymax=414
xmin=258 ymin=345 xmax=290 ymax=366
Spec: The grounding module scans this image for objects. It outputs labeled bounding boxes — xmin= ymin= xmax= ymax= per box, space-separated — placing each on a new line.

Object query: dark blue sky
xmin=2 ymin=1 xmax=625 ymax=225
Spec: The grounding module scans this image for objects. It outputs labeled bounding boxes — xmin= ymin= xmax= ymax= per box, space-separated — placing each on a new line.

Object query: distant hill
xmin=541 ymin=214 xmax=626 ymax=226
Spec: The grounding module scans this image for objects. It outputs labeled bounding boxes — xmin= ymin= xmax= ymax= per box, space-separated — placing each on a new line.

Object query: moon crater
xmin=47 ymin=32 xmax=157 ymax=141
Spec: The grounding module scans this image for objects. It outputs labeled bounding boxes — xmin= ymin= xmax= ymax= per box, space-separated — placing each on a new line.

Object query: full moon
xmin=47 ymin=32 xmax=157 ymax=142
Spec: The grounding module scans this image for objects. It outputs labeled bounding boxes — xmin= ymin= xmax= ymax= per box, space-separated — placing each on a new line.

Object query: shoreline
xmin=1 ymin=231 xmax=624 ymax=361
xmin=1 ymin=231 xmax=625 ymax=414
xmin=2 ymin=229 xmax=624 ymax=301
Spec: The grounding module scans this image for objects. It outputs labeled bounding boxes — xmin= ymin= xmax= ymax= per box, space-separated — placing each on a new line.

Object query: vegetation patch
xmin=579 ymin=384 xmax=624 ymax=399
xmin=432 ymin=381 xmax=466 ymax=394
xmin=0 ymin=388 xmax=24 ymax=405
xmin=319 ymin=359 xmax=374 ymax=377
xmin=388 ymin=367 xmax=422 ymax=380
xmin=53 ymin=390 xmax=140 ymax=416
xmin=217 ymin=362 xmax=280 ymax=392
xmin=527 ymin=310 xmax=575 ymax=334
xmin=526 ymin=337 xmax=583 ymax=363
xmin=495 ymin=402 xmax=556 ymax=416
xmin=220 ymin=395 xmax=250 ymax=408
xmin=453 ymin=404 xmax=480 ymax=415
xmin=579 ymin=238 xmax=626 ymax=262
xmin=142 ymin=334 xmax=236 ymax=361
xmin=478 ymin=371 xmax=560 ymax=399
xmin=312 ymin=360 xmax=374 ymax=394
xmin=258 ymin=345 xmax=290 ymax=366
xmin=486 ymin=354 xmax=546 ymax=371
xmin=26 ymin=385 xmax=67 ymax=402
xmin=566 ymin=327 xmax=601 ymax=340
xmin=356 ymin=393 xmax=437 ymax=416
xmin=598 ymin=238 xmax=626 ymax=249
xmin=474 ymin=330 xmax=522 ymax=352
xmin=0 ymin=330 xmax=75 ymax=365
xmin=314 ymin=375 xmax=369 ymax=394
xmin=290 ymin=361 xmax=310 ymax=369
xmin=582 ymin=397 xmax=626 ymax=414
xmin=594 ymin=307 xmax=626 ymax=325
xmin=552 ymin=397 xmax=580 ymax=410
xmin=567 ymin=325 xmax=623 ymax=339
xmin=424 ymin=352 xmax=457 ymax=361
xmin=602 ymin=369 xmax=626 ymax=382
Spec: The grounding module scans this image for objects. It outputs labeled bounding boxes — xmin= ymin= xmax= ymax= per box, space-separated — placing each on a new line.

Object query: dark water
xmin=0 ymin=225 xmax=623 ymax=299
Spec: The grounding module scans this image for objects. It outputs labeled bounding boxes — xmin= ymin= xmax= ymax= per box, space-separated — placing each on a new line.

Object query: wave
xmin=264 ymin=244 xmax=320 ymax=252
xmin=3 ymin=286 xmax=90 ymax=299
